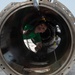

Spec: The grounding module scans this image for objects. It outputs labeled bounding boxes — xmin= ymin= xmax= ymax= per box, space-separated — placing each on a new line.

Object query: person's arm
xmin=33 ymin=34 xmax=42 ymax=51
xmin=24 ymin=24 xmax=32 ymax=30
xmin=23 ymin=24 xmax=32 ymax=34
xmin=35 ymin=42 xmax=42 ymax=51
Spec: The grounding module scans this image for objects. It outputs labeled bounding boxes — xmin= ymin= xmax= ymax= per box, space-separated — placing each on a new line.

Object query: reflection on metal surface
xmin=24 ymin=39 xmax=37 ymax=53
xmin=33 ymin=0 xmax=40 ymax=10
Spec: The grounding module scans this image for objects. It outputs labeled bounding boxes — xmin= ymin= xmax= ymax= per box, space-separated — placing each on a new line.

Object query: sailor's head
xmin=35 ymin=22 xmax=47 ymax=33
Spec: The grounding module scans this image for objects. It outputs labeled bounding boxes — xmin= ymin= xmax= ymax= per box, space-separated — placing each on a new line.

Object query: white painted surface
xmin=0 ymin=68 xmax=6 ymax=75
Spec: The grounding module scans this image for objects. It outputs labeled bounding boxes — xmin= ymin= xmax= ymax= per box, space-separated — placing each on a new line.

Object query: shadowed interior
xmin=1 ymin=6 xmax=71 ymax=73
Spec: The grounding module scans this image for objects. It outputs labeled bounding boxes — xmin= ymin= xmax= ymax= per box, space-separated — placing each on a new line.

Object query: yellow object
xmin=42 ymin=16 xmax=46 ymax=22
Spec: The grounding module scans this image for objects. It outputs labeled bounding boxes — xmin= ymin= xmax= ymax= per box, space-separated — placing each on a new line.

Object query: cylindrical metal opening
xmin=0 ymin=1 xmax=75 ymax=75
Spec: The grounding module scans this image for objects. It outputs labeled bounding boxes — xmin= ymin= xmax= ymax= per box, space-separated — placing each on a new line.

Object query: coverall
xmin=23 ymin=24 xmax=42 ymax=43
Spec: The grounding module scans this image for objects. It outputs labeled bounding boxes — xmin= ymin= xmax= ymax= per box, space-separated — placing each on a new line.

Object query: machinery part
xmin=33 ymin=0 xmax=40 ymax=10
xmin=0 ymin=0 xmax=75 ymax=75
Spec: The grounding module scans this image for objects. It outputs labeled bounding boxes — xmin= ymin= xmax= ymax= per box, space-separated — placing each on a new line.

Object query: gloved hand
xmin=35 ymin=42 xmax=42 ymax=52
